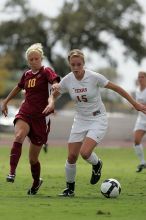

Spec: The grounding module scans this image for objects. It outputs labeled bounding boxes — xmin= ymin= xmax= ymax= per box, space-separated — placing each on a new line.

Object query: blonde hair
xmin=68 ymin=49 xmax=85 ymax=63
xmin=25 ymin=43 xmax=44 ymax=59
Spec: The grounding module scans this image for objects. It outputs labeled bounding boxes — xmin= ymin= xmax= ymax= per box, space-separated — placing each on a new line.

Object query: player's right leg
xmin=59 ymin=182 xmax=75 ymax=197
xmin=6 ymin=119 xmax=29 ymax=183
xmin=59 ymin=142 xmax=81 ymax=197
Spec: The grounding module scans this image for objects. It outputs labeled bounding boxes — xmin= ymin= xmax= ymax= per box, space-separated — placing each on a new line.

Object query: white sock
xmin=65 ymin=160 xmax=76 ymax=183
xmin=86 ymin=152 xmax=99 ymax=165
xmin=134 ymin=144 xmax=146 ymax=164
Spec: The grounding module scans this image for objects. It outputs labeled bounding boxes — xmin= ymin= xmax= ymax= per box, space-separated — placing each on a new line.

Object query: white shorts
xmin=68 ymin=115 xmax=108 ymax=144
xmin=134 ymin=120 xmax=146 ymax=131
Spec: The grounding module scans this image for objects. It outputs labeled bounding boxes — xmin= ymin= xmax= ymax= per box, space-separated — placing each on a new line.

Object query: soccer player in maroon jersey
xmin=1 ymin=43 xmax=60 ymax=195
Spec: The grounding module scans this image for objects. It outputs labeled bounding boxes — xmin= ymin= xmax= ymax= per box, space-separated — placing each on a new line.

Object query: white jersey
xmin=134 ymin=88 xmax=146 ymax=131
xmin=59 ymin=69 xmax=109 ymax=120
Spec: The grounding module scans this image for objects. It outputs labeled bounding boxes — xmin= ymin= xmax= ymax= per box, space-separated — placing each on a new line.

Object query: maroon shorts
xmin=14 ymin=113 xmax=50 ymax=146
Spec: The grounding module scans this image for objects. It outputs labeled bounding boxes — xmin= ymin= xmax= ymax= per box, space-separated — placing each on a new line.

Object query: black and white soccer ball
xmin=101 ymin=178 xmax=121 ymax=198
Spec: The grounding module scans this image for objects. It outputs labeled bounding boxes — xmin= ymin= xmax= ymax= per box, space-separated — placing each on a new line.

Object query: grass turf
xmin=0 ymin=146 xmax=146 ymax=220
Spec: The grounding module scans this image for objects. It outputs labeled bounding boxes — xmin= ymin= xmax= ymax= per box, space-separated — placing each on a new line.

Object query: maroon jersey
xmin=18 ymin=66 xmax=60 ymax=117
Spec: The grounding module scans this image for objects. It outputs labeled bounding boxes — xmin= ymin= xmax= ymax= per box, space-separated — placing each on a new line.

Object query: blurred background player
xmin=44 ymin=49 xmax=146 ymax=197
xmin=1 ymin=43 xmax=60 ymax=195
xmin=43 ymin=140 xmax=49 ymax=153
xmin=133 ymin=71 xmax=146 ymax=172
xmin=43 ymin=83 xmax=51 ymax=153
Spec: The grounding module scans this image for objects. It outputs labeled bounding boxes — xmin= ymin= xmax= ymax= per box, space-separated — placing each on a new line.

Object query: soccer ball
xmin=100 ymin=178 xmax=121 ymax=198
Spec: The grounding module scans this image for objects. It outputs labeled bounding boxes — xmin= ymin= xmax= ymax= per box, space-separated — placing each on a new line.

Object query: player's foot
xmin=59 ymin=188 xmax=75 ymax=197
xmin=27 ymin=178 xmax=43 ymax=195
xmin=59 ymin=182 xmax=75 ymax=197
xmin=90 ymin=159 xmax=103 ymax=185
xmin=6 ymin=174 xmax=15 ymax=183
xmin=136 ymin=163 xmax=146 ymax=172
xmin=43 ymin=144 xmax=48 ymax=153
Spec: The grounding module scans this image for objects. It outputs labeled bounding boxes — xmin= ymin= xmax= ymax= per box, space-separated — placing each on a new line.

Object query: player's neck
xmin=140 ymin=85 xmax=146 ymax=91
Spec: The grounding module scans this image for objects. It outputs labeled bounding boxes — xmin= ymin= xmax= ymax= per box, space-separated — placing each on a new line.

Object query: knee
xmin=80 ymin=150 xmax=90 ymax=160
xmin=68 ymin=154 xmax=78 ymax=164
xmin=15 ymin=132 xmax=26 ymax=143
xmin=134 ymin=139 xmax=141 ymax=145
xmin=29 ymin=158 xmax=38 ymax=165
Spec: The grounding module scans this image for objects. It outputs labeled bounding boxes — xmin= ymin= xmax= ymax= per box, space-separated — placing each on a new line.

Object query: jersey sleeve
xmin=17 ymin=72 xmax=26 ymax=89
xmin=45 ymin=67 xmax=60 ymax=84
xmin=59 ymin=76 xmax=68 ymax=94
xmin=95 ymin=72 xmax=109 ymax=87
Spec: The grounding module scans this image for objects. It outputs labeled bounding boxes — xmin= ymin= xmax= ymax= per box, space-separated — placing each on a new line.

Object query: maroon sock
xmin=10 ymin=142 xmax=22 ymax=175
xmin=31 ymin=161 xmax=41 ymax=188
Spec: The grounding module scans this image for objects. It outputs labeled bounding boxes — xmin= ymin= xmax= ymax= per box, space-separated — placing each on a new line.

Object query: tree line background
xmin=0 ymin=0 xmax=146 ymax=111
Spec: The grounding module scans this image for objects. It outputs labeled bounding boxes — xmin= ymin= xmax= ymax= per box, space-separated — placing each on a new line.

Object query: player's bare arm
xmin=42 ymin=90 xmax=60 ymax=115
xmin=1 ymin=86 xmax=22 ymax=117
xmin=105 ymin=81 xmax=146 ymax=114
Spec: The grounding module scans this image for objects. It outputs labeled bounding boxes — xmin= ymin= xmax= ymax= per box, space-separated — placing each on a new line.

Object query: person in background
xmin=133 ymin=71 xmax=146 ymax=172
xmin=43 ymin=49 xmax=146 ymax=197
xmin=43 ymin=83 xmax=52 ymax=154
xmin=43 ymin=141 xmax=49 ymax=153
xmin=1 ymin=43 xmax=60 ymax=195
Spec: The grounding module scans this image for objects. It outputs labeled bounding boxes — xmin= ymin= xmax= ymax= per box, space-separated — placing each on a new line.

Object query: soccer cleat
xmin=6 ymin=174 xmax=15 ymax=183
xmin=59 ymin=182 xmax=75 ymax=197
xmin=27 ymin=178 xmax=43 ymax=195
xmin=90 ymin=159 xmax=103 ymax=185
xmin=59 ymin=188 xmax=75 ymax=197
xmin=136 ymin=163 xmax=146 ymax=172
xmin=43 ymin=144 xmax=48 ymax=153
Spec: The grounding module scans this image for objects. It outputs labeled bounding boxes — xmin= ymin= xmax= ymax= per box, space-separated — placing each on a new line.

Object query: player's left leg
xmin=134 ymin=130 xmax=146 ymax=172
xmin=27 ymin=143 xmax=43 ymax=195
xmin=80 ymin=137 xmax=102 ymax=185
xmin=80 ymin=116 xmax=107 ymax=184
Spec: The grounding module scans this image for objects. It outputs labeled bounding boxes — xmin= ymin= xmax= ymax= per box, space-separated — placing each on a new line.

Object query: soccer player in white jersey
xmin=43 ymin=49 xmax=146 ymax=197
xmin=133 ymin=71 xmax=146 ymax=172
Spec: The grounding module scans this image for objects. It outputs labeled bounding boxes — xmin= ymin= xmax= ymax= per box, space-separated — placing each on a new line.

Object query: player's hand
xmin=42 ymin=103 xmax=55 ymax=115
xmin=134 ymin=102 xmax=146 ymax=114
xmin=52 ymin=83 xmax=60 ymax=92
xmin=1 ymin=102 xmax=8 ymax=117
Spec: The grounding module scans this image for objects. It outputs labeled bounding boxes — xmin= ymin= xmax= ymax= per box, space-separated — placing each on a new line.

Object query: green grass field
xmin=0 ymin=145 xmax=146 ymax=220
